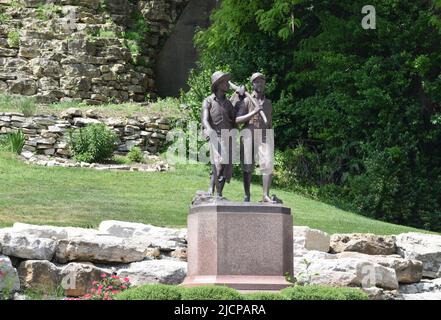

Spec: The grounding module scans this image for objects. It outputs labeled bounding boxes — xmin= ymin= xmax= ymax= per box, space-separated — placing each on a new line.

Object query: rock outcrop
xmin=0 ymin=255 xmax=20 ymax=295
xmin=0 ymin=0 xmax=190 ymax=103
xmin=396 ymin=233 xmax=441 ymax=278
xmin=1 ymin=221 xmax=441 ymax=300
xmin=293 ymin=226 xmax=330 ymax=253
xmin=330 ymin=233 xmax=396 ymax=255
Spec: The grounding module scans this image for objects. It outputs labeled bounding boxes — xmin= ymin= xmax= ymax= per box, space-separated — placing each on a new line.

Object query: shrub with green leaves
xmin=115 ymin=284 xmax=182 ymax=300
xmin=7 ymin=31 xmax=19 ymax=48
xmin=67 ymin=124 xmax=117 ymax=163
xmin=243 ymin=292 xmax=288 ymax=300
xmin=121 ymin=8 xmax=150 ymax=65
xmin=281 ymin=285 xmax=368 ymax=300
xmin=180 ymin=285 xmax=243 ymax=300
xmin=112 ymin=155 xmax=131 ymax=165
xmin=127 ymin=147 xmax=144 ymax=163
xmin=0 ymin=131 xmax=25 ymax=155
xmin=192 ymin=0 xmax=441 ymax=232
xmin=0 ymin=12 xmax=12 ymax=24
xmin=16 ymin=96 xmax=36 ymax=117
xmin=36 ymin=3 xmax=62 ymax=21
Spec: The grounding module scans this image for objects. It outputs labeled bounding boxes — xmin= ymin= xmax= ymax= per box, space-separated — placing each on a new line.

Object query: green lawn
xmin=0 ymin=94 xmax=185 ymax=119
xmin=0 ymin=151 xmax=431 ymax=235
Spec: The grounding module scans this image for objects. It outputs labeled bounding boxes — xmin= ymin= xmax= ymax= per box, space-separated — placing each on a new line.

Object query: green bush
xmin=121 ymin=8 xmax=150 ymax=65
xmin=243 ymin=292 xmax=288 ymax=300
xmin=67 ymin=124 xmax=117 ymax=163
xmin=16 ymin=96 xmax=36 ymax=117
xmin=0 ymin=12 xmax=12 ymax=24
xmin=336 ymin=287 xmax=371 ymax=301
xmin=281 ymin=285 xmax=368 ymax=301
xmin=0 ymin=131 xmax=25 ymax=155
xmin=115 ymin=284 xmax=182 ymax=300
xmin=7 ymin=31 xmax=20 ymax=48
xmin=190 ymin=0 xmax=441 ymax=232
xmin=127 ymin=147 xmax=144 ymax=163
xmin=180 ymin=285 xmax=243 ymax=300
xmin=113 ymin=155 xmax=131 ymax=165
xmin=114 ymin=284 xmax=368 ymax=301
xmin=36 ymin=3 xmax=62 ymax=21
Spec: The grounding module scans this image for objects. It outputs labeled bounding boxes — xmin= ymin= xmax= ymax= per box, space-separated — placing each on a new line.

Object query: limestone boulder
xmin=362 ymin=287 xmax=399 ymax=300
xmin=73 ymin=117 xmax=101 ymax=127
xmin=0 ymin=232 xmax=57 ymax=260
xmin=59 ymin=262 xmax=112 ymax=297
xmin=170 ymin=248 xmax=187 ymax=261
xmin=337 ymin=252 xmax=422 ymax=284
xmin=294 ymin=250 xmax=337 ymax=263
xmin=98 ymin=220 xmax=187 ymax=251
xmin=330 ymin=233 xmax=396 ymax=255
xmin=0 ymin=255 xmax=20 ymax=294
xmin=117 ymin=260 xmax=187 ymax=286
xmin=17 ymin=260 xmax=60 ymax=292
xmin=399 ymin=292 xmax=441 ymax=300
xmin=399 ymin=278 xmax=441 ymax=295
xmin=60 ymin=108 xmax=83 ymax=119
xmin=11 ymin=222 xmax=100 ymax=240
xmin=396 ymin=232 xmax=441 ymax=278
xmin=54 ymin=235 xmax=151 ymax=263
xmin=17 ymin=260 xmax=114 ymax=297
xmin=295 ymin=258 xmax=399 ymax=290
xmin=293 ymin=226 xmax=330 ymax=252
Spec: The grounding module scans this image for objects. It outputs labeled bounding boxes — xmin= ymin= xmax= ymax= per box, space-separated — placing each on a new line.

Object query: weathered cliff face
xmin=0 ymin=0 xmax=189 ymax=104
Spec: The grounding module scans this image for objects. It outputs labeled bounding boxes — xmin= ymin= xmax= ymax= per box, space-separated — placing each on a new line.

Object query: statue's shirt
xmin=240 ymin=91 xmax=273 ymax=130
xmin=203 ymin=94 xmax=236 ymax=135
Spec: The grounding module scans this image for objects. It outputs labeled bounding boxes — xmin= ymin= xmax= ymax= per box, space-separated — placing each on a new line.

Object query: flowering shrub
xmin=64 ymin=273 xmax=131 ymax=301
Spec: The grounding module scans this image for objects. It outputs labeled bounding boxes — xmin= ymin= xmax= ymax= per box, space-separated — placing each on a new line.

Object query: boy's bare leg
xmin=262 ymin=174 xmax=274 ymax=203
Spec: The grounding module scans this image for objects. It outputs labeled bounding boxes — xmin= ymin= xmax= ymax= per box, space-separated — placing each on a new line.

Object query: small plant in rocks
xmin=65 ymin=274 xmax=131 ymax=300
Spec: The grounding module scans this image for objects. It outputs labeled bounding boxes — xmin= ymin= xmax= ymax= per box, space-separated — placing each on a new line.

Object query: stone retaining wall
xmin=0 ymin=0 xmax=189 ymax=103
xmin=0 ymin=108 xmax=171 ymax=157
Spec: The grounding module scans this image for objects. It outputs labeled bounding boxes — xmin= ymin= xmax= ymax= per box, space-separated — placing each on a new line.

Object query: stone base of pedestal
xmin=182 ymin=201 xmax=293 ymax=291
xmin=182 ymin=275 xmax=292 ymax=291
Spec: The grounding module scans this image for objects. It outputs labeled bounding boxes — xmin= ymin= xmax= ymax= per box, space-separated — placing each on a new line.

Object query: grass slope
xmin=0 ymin=152 xmax=430 ymax=235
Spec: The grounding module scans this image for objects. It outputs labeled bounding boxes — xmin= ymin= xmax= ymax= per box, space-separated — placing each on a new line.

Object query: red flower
xmin=101 ymin=273 xmax=107 ymax=278
xmin=123 ymin=277 xmax=130 ymax=282
xmin=120 ymin=285 xmax=127 ymax=290
xmin=111 ymin=290 xmax=119 ymax=295
xmin=111 ymin=275 xmax=119 ymax=279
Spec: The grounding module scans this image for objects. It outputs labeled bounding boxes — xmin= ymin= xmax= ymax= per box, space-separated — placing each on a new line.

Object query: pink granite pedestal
xmin=182 ymin=201 xmax=293 ymax=291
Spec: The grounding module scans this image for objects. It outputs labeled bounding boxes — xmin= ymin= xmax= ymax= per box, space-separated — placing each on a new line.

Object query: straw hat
xmin=211 ymin=71 xmax=231 ymax=92
xmin=250 ymin=72 xmax=266 ymax=83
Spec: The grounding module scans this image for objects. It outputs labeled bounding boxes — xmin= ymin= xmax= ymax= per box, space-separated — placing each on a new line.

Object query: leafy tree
xmin=191 ymin=0 xmax=441 ymax=231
